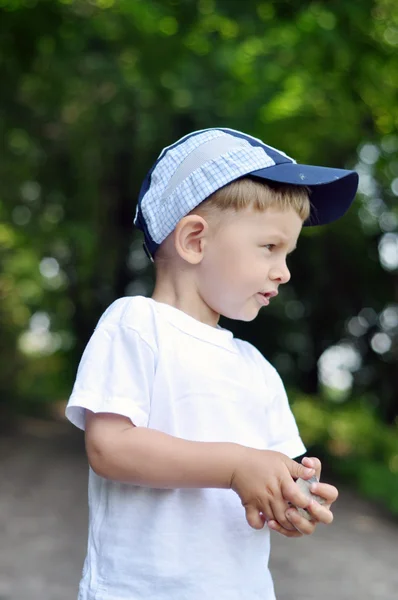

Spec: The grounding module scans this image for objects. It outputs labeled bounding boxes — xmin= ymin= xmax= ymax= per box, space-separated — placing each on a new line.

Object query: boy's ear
xmin=174 ymin=215 xmax=208 ymax=264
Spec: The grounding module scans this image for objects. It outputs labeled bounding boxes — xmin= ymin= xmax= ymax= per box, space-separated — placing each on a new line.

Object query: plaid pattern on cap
xmin=135 ymin=129 xmax=285 ymax=244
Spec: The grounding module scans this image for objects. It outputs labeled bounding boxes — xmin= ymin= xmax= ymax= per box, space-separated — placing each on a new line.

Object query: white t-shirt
xmin=66 ymin=296 xmax=306 ymax=600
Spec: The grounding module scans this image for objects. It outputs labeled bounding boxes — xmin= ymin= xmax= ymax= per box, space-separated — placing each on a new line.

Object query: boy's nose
xmin=269 ymin=263 xmax=291 ymax=284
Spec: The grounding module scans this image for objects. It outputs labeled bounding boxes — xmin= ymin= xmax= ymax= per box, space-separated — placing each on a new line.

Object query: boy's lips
xmin=256 ymin=291 xmax=278 ymax=306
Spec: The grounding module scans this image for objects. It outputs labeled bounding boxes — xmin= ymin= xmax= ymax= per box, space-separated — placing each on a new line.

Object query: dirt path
xmin=0 ymin=423 xmax=397 ymax=600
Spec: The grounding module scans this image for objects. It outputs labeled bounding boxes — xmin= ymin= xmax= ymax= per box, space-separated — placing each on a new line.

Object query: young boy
xmin=66 ymin=127 xmax=358 ymax=600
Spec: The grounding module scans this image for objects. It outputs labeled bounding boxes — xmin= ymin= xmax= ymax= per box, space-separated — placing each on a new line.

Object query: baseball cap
xmin=134 ymin=127 xmax=359 ymax=259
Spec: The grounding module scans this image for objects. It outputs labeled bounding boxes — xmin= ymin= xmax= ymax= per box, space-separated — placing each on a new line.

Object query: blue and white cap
xmin=134 ymin=127 xmax=358 ymax=258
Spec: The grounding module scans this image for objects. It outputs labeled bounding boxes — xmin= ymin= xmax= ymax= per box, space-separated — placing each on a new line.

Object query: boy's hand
xmin=230 ymin=448 xmax=317 ymax=532
xmin=267 ymin=457 xmax=339 ymax=538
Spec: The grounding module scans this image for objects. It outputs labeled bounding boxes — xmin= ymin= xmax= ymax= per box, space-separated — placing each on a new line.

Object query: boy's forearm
xmin=88 ymin=426 xmax=241 ymax=489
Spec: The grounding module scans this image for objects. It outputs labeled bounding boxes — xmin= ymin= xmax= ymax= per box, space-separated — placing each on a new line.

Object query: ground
xmin=0 ymin=421 xmax=397 ymax=600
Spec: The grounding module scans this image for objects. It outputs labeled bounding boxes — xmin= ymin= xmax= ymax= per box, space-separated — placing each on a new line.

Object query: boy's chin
xmin=221 ymin=305 xmax=261 ymax=322
xmin=240 ymin=308 xmax=262 ymax=322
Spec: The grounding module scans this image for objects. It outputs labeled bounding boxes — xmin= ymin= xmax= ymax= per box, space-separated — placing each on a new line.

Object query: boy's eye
xmin=263 ymin=244 xmax=275 ymax=251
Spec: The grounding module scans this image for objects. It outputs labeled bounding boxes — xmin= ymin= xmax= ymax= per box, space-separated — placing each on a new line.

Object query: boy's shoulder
xmin=96 ymin=295 xmax=157 ymax=343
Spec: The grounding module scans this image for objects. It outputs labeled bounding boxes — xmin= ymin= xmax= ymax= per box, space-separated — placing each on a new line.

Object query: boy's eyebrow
xmin=261 ymin=231 xmax=298 ymax=253
xmin=270 ymin=236 xmax=297 ymax=253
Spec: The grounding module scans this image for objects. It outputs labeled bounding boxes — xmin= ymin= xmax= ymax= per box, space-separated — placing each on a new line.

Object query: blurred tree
xmin=0 ymin=0 xmax=397 ymax=421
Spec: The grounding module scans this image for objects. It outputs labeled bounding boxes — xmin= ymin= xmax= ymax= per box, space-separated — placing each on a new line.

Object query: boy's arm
xmin=85 ymin=410 xmax=238 ymax=489
xmin=85 ymin=410 xmax=316 ymax=532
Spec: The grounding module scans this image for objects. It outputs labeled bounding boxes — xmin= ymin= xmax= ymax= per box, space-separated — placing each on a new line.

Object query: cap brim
xmin=250 ymin=163 xmax=359 ymax=226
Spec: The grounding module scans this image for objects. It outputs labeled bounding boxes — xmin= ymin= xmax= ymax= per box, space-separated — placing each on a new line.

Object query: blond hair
xmin=197 ymin=176 xmax=311 ymax=222
xmin=154 ymin=177 xmax=311 ymax=262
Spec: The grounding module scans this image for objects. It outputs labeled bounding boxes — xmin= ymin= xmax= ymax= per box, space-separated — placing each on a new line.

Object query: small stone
xmin=294 ymin=475 xmax=326 ymax=521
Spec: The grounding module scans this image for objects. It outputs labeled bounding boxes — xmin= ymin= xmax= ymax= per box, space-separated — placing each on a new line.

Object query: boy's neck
xmin=151 ymin=276 xmax=220 ymax=329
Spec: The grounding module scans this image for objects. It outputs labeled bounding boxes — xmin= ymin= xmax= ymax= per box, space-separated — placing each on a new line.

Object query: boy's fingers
xmin=271 ymin=498 xmax=299 ymax=532
xmin=310 ymin=482 xmax=339 ymax=504
xmin=306 ymin=500 xmax=334 ymax=525
xmin=268 ymin=519 xmax=303 ymax=538
xmin=302 ymin=456 xmax=322 ymax=479
xmin=285 ymin=457 xmax=315 ymax=481
xmin=285 ymin=508 xmax=317 ymax=535
xmin=245 ymin=505 xmax=266 ymax=530
xmin=281 ymin=479 xmax=312 ymax=510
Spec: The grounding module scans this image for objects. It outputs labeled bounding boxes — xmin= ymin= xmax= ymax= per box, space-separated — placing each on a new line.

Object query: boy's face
xmin=198 ymin=206 xmax=303 ymax=322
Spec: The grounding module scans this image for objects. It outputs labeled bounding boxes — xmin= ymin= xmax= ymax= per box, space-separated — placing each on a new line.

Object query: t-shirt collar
xmin=148 ymin=298 xmax=236 ymax=352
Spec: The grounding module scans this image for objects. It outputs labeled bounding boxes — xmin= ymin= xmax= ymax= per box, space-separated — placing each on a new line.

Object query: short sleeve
xmin=65 ymin=322 xmax=156 ymax=431
xmin=265 ymin=366 xmax=306 ymax=459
